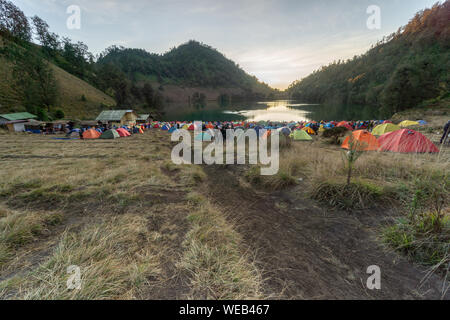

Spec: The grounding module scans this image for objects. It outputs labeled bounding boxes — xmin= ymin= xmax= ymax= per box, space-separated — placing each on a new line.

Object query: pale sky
xmin=14 ymin=0 xmax=439 ymax=89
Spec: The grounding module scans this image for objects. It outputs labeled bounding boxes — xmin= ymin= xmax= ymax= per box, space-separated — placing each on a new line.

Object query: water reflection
xmin=162 ymin=100 xmax=390 ymax=122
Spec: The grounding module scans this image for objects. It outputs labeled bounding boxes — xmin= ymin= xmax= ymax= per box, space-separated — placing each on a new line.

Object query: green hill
xmin=287 ymin=1 xmax=450 ymax=117
xmin=96 ymin=40 xmax=276 ymax=100
xmin=0 ymin=35 xmax=115 ymax=120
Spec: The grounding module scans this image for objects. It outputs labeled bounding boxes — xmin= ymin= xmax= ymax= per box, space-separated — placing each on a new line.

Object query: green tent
xmin=372 ymin=123 xmax=400 ymax=136
xmin=291 ymin=130 xmax=313 ymax=141
xmin=100 ymin=129 xmax=120 ymax=139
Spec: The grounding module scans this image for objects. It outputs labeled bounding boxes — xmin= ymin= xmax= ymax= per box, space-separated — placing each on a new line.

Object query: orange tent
xmin=82 ymin=129 xmax=101 ymax=139
xmin=206 ymin=122 xmax=214 ymax=129
xmin=302 ymin=127 xmax=315 ymax=135
xmin=341 ymin=130 xmax=379 ymax=151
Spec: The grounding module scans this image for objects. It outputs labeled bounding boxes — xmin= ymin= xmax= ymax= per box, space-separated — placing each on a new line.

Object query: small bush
xmin=310 ymin=179 xmax=387 ymax=211
xmin=322 ymin=127 xmax=348 ymax=144
xmin=383 ymin=211 xmax=449 ymax=269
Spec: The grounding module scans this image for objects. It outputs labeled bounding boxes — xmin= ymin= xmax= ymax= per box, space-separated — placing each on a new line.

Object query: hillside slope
xmin=97 ymin=40 xmax=276 ymax=101
xmin=287 ymin=1 xmax=450 ymax=116
xmin=0 ymin=35 xmax=115 ymax=119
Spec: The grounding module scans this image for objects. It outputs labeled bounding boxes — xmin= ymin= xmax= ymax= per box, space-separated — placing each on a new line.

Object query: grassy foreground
xmin=0 ymin=126 xmax=448 ymax=299
xmin=246 ymin=129 xmax=449 ymax=280
xmin=0 ymin=131 xmax=262 ymax=299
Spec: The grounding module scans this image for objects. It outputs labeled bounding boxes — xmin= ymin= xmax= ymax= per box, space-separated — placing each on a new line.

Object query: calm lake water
xmin=162 ymin=100 xmax=390 ymax=122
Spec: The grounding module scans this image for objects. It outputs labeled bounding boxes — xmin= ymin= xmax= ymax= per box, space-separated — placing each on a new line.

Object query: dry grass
xmin=178 ymin=194 xmax=263 ymax=300
xmin=259 ymin=130 xmax=449 ymax=278
xmin=0 ymin=214 xmax=161 ymax=300
xmin=0 ymin=131 xmax=265 ymax=300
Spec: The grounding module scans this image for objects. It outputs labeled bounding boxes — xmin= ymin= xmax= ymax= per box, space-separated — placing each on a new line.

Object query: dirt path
xmin=201 ymin=165 xmax=448 ymax=300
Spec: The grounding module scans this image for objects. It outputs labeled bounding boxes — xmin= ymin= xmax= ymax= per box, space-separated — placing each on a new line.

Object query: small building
xmin=0 ymin=112 xmax=38 ymax=132
xmin=96 ymin=110 xmax=139 ymax=127
xmin=24 ymin=120 xmax=45 ymax=133
xmin=80 ymin=120 xmax=99 ymax=129
xmin=137 ymin=114 xmax=151 ymax=124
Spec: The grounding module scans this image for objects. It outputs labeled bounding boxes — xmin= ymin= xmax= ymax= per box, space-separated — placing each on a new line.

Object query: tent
xmin=168 ymin=126 xmax=178 ymax=133
xmin=161 ymin=124 xmax=170 ymax=131
xmin=100 ymin=129 xmax=120 ymax=139
xmin=341 ymin=130 xmax=379 ymax=151
xmin=188 ymin=124 xmax=195 ymax=131
xmin=378 ymin=129 xmax=439 ymax=153
xmin=399 ymin=120 xmax=420 ymax=128
xmin=82 ymin=129 xmax=101 ymax=139
xmin=66 ymin=131 xmax=80 ymax=138
xmin=372 ymin=123 xmax=401 ymax=136
xmin=337 ymin=121 xmax=353 ymax=131
xmin=132 ymin=127 xmax=144 ymax=134
xmin=291 ymin=129 xmax=313 ymax=141
xmin=194 ymin=132 xmax=212 ymax=141
xmin=418 ymin=120 xmax=427 ymax=125
xmin=302 ymin=127 xmax=315 ymax=135
xmin=116 ymin=128 xmax=131 ymax=137
xmin=278 ymin=127 xmax=291 ymax=136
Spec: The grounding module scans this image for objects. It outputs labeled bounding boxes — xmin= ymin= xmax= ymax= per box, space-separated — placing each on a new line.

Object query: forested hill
xmin=287 ymin=1 xmax=450 ymax=116
xmin=97 ymin=41 xmax=275 ymax=96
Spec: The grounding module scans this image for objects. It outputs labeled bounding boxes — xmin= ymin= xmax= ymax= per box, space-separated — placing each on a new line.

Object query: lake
xmin=162 ymin=100 xmax=391 ymax=122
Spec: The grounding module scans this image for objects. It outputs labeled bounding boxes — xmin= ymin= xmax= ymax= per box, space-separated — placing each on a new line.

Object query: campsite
xmin=0 ymin=0 xmax=449 ymax=306
xmin=0 ymin=112 xmax=449 ymax=300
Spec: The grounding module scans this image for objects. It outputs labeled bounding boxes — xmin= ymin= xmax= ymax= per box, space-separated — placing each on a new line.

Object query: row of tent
xmin=78 ymin=119 xmax=439 ymax=154
xmin=341 ymin=129 xmax=439 ymax=153
xmin=154 ymin=121 xmax=439 ymax=154
xmin=79 ymin=127 xmax=138 ymax=139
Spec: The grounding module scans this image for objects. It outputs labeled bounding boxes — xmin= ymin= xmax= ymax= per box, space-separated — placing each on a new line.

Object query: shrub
xmin=310 ymin=179 xmax=387 ymax=211
xmin=53 ymin=109 xmax=65 ymax=119
xmin=383 ymin=211 xmax=449 ymax=269
xmin=322 ymin=127 xmax=348 ymax=144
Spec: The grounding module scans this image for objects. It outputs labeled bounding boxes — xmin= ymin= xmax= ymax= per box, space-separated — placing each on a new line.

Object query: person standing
xmin=440 ymin=120 xmax=450 ymax=144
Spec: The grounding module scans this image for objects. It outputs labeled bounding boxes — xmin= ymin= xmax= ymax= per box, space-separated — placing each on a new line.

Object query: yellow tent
xmin=302 ymin=127 xmax=315 ymax=135
xmin=372 ymin=123 xmax=401 ymax=136
xmin=399 ymin=120 xmax=419 ymax=128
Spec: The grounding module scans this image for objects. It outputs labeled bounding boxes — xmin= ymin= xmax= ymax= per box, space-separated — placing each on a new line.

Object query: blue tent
xmin=418 ymin=120 xmax=427 ymax=125
xmin=194 ymin=132 xmax=212 ymax=141
xmin=168 ymin=127 xmax=178 ymax=133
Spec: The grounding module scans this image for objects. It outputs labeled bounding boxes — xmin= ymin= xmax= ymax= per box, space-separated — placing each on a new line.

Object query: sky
xmin=14 ymin=0 xmax=439 ymax=89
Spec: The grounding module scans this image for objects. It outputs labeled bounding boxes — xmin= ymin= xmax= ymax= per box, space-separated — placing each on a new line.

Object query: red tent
xmin=116 ymin=128 xmax=131 ymax=137
xmin=82 ymin=129 xmax=101 ymax=139
xmin=378 ymin=129 xmax=439 ymax=153
xmin=188 ymin=124 xmax=195 ymax=131
xmin=337 ymin=121 xmax=353 ymax=131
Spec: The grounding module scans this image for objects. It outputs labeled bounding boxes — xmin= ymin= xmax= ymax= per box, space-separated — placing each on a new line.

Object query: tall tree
xmin=31 ymin=15 xmax=60 ymax=55
xmin=0 ymin=0 xmax=31 ymax=41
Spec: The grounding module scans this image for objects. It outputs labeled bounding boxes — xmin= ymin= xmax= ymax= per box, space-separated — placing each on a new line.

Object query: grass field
xmin=0 ymin=127 xmax=448 ymax=299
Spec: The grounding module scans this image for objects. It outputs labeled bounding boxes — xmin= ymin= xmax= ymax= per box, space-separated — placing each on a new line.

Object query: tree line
xmin=287 ymin=1 xmax=450 ymax=117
